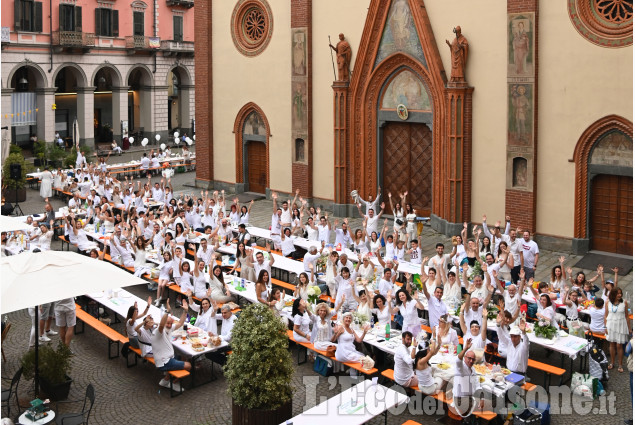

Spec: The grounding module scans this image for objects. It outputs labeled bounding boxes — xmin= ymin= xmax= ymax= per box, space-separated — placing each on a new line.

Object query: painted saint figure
xmin=513 ymin=21 xmax=529 ymax=75
xmin=446 ymin=26 xmax=469 ymax=83
xmin=330 ymin=33 xmax=352 ymax=82
xmin=512 ymin=85 xmax=530 ymax=144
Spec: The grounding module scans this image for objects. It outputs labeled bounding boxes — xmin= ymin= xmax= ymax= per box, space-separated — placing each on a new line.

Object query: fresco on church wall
xmin=375 ymin=0 xmax=426 ymax=67
xmin=590 ymin=131 xmax=633 ymax=167
xmin=381 ymin=69 xmax=431 ymax=111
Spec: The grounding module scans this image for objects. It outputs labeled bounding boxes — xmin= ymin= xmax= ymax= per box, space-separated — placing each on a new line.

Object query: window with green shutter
xmin=173 ymin=15 xmax=183 ymax=42
xmin=133 ymin=11 xmax=144 ymax=36
xmin=14 ymin=0 xmax=43 ymax=32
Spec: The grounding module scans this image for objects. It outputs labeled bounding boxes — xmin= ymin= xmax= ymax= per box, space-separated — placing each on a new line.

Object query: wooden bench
xmin=484 ymin=344 xmax=566 ymax=387
xmin=126 ymin=346 xmax=189 ymax=397
xmin=380 ymin=369 xmax=498 ymax=422
xmin=285 ymin=330 xmax=378 ymax=376
xmin=75 ymin=305 xmax=127 ymax=359
xmin=272 ymin=278 xmax=296 ymax=293
xmin=401 ymin=421 xmax=422 ymax=425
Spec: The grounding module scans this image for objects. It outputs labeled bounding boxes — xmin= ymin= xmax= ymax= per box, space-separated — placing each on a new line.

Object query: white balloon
xmin=155 ymin=134 xmax=161 ymax=141
xmin=193 ymin=135 xmax=196 ymax=141
xmin=186 ymin=138 xmax=193 ymax=146
xmin=129 ymin=137 xmax=135 ymax=143
xmin=175 ymin=137 xmax=180 ymax=145
xmin=173 ymin=132 xmax=179 ymax=138
xmin=141 ymin=138 xmax=148 ymax=146
xmin=160 ymin=143 xmax=166 ymax=151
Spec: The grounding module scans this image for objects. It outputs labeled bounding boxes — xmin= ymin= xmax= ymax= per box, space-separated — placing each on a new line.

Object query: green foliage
xmin=224 ymin=304 xmax=294 ymax=410
xmin=468 ymin=258 xmax=484 ymax=282
xmin=9 ymin=144 xmax=22 ymax=155
xmin=534 ymin=322 xmax=558 ymax=340
xmin=2 ymin=153 xmax=27 ymax=189
xmin=46 ymin=143 xmax=66 ymax=165
xmin=33 ymin=140 xmax=47 ymax=160
xmin=21 ymin=342 xmax=73 ymax=385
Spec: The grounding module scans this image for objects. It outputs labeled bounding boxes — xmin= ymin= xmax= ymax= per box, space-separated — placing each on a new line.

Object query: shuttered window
xmin=133 ymin=11 xmax=144 ymax=36
xmin=173 ymin=15 xmax=183 ymax=42
xmin=14 ymin=0 xmax=43 ymax=32
xmin=95 ymin=8 xmax=118 ymax=37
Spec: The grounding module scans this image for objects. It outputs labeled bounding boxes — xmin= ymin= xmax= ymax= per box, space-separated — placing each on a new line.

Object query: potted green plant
xmin=2 ymin=152 xmax=28 ymax=202
xmin=224 ymin=303 xmax=294 ymax=425
xmin=33 ymin=140 xmax=46 ymax=167
xmin=21 ymin=342 xmax=73 ymax=401
xmin=46 ymin=143 xmax=66 ymax=168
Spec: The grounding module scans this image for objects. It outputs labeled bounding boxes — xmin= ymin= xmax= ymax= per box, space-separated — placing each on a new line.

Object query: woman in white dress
xmin=292 ymin=298 xmax=313 ymax=343
xmin=605 ymin=288 xmax=631 ymax=372
xmin=294 ymin=268 xmax=315 ymax=301
xmin=535 ymin=293 xmax=557 ymax=327
xmin=155 ymin=251 xmax=173 ymax=305
xmin=239 ymin=201 xmax=253 ymax=225
xmin=39 ymin=167 xmax=53 ymax=199
xmin=352 ymin=228 xmax=369 ymax=255
xmin=368 ymin=221 xmax=387 ymax=253
xmin=133 ymin=237 xmax=152 ymax=277
xmin=69 ymin=216 xmax=98 ymax=252
xmin=35 ymin=224 xmax=54 ymax=251
xmin=187 ymin=296 xmax=216 ymax=333
xmin=305 ymin=217 xmax=319 ymax=241
xmin=332 ymin=312 xmax=370 ymax=364
xmin=459 ymin=304 xmax=489 ymax=351
xmin=404 ymin=201 xmax=417 ymax=243
xmin=53 ymin=168 xmax=63 ymax=190
xmin=388 ymin=192 xmax=406 ymax=235
xmin=324 ymin=251 xmax=339 ymax=297
xmin=433 ymin=315 xmax=459 ymax=347
xmin=371 ymin=293 xmax=393 ymax=329
xmin=192 ymin=260 xmax=209 ymax=299
xmin=311 ymin=303 xmax=336 ymax=351
xmin=230 ymin=243 xmax=256 ymax=283
xmin=549 ymin=256 xmax=568 ymax=292
xmin=413 ymin=335 xmax=443 ymax=395
xmin=351 ymin=281 xmax=372 ymax=322
xmin=208 ymin=265 xmax=235 ymax=303
xmin=390 ymin=287 xmax=426 ymax=338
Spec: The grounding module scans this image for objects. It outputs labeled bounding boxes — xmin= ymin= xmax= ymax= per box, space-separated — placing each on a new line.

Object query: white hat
xmin=509 ymin=327 xmax=522 ymax=336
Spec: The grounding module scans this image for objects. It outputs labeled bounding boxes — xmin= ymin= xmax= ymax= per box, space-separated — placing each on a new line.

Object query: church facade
xmin=194 ymin=0 xmax=633 ymax=255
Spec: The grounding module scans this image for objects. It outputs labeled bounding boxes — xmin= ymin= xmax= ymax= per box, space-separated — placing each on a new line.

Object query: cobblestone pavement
xmin=2 ymin=170 xmax=632 ymax=424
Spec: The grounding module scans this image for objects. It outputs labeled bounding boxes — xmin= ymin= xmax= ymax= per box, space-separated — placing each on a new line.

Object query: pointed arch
xmin=347 ymin=0 xmax=448 ymax=216
xmin=573 ymin=114 xmax=633 ymax=239
xmin=234 ymin=102 xmax=270 ymax=191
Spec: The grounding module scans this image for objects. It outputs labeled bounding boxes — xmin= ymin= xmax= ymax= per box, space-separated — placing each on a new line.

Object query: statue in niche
xmin=446 ymin=26 xmax=469 ymax=84
xmin=329 ymin=33 xmax=352 ymax=81
xmin=513 ymin=157 xmax=528 ymax=188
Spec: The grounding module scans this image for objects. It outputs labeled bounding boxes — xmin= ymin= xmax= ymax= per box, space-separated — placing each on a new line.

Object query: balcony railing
xmin=125 ymin=35 xmax=149 ymax=49
xmin=52 ymin=31 xmax=95 ymax=47
xmin=166 ymin=0 xmax=194 ymax=8
xmin=161 ymin=40 xmax=194 ymax=55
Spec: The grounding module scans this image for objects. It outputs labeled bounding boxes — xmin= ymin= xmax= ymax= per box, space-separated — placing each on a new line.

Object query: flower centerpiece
xmin=315 ymin=254 xmax=328 ymax=273
xmin=352 ymin=311 xmax=369 ymax=327
xmin=307 ymin=285 xmax=321 ymax=305
xmin=534 ymin=319 xmax=558 ymax=340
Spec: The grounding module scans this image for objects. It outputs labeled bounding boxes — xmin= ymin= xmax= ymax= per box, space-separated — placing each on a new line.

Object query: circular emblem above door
xmin=397 ymin=104 xmax=408 ymax=120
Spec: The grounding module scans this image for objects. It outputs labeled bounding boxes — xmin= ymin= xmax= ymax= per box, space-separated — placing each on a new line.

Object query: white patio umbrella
xmin=1 ymin=251 xmax=147 ymax=395
xmin=1 ymin=250 xmax=146 ymax=313
xmin=72 ymin=117 xmax=80 ymax=150
xmin=0 ymin=214 xmax=32 ymax=233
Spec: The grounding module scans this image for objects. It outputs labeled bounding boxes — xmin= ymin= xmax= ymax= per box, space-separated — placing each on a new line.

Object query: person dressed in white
xmin=413 ymin=334 xmax=444 ymax=395
xmin=459 ymin=305 xmax=489 ymax=352
xmin=39 ymin=167 xmax=54 ymax=199
xmin=357 ymin=203 xmax=385 ymax=237
xmin=390 ymin=286 xmax=426 ymax=338
xmin=333 ymin=218 xmax=353 ymax=249
xmin=494 ymin=268 xmax=525 ymax=319
xmin=332 ymin=312 xmax=370 ymax=367
xmin=394 ymin=331 xmax=418 ymax=388
xmin=497 ymin=323 xmax=530 ymax=374
xmin=421 ymin=276 xmax=448 ymax=329
xmin=35 ymin=224 xmax=54 ymax=251
xmin=589 ymin=298 xmax=607 ymax=335
xmin=356 ymin=187 xmax=382 ymax=215
xmin=187 ymin=296 xmax=216 ymax=333
xmin=311 ymin=303 xmax=337 ymax=351
xmin=334 ymin=267 xmax=358 ymax=313
xmin=376 ymin=267 xmax=397 ymax=297
xmin=151 ymin=300 xmax=191 ymax=393
xmin=316 ymin=215 xmax=332 ymax=243
xmin=452 ymin=339 xmax=485 ymax=417
xmin=520 ymin=230 xmax=539 ymax=279
xmin=371 ymin=293 xmax=393 ymax=329
xmin=292 ymin=298 xmax=313 ymax=343
xmin=67 ymin=215 xmax=98 ymax=252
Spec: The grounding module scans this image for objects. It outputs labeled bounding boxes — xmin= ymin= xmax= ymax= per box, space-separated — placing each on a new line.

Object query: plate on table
xmin=542 ymin=339 xmax=555 ymax=345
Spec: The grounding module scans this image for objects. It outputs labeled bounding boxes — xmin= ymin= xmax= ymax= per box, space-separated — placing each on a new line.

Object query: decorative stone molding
xmin=231 ymin=0 xmax=273 ymax=57
xmin=568 ymin=0 xmax=633 ymax=47
xmin=572 ymin=114 xmax=633 ymax=239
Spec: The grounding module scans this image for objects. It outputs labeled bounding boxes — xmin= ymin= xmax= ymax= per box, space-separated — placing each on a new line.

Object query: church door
xmin=246 ymin=141 xmax=266 ymax=194
xmin=590 ymin=174 xmax=632 ymax=255
xmin=382 ymin=122 xmax=433 ymax=215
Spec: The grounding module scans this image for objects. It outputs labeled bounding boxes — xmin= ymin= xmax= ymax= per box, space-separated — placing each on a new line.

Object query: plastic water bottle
xmin=241 ymin=278 xmax=245 ymax=289
xmin=101 ymin=225 xmax=105 ymax=235
xmin=385 ymin=322 xmax=391 ymax=340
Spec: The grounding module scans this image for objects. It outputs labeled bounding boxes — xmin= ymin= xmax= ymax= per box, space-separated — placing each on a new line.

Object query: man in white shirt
xmin=151 ymin=300 xmax=191 ymax=393
xmin=185 ymin=204 xmax=203 ymax=232
xmin=271 ymin=193 xmax=283 ymax=249
xmin=497 ymin=325 xmax=530 ymax=374
xmin=217 ymin=219 xmax=233 ymax=244
xmin=452 ymin=339 xmax=485 ymax=415
xmin=205 ymin=305 xmax=237 ymax=366
xmin=150 ymin=154 xmax=160 ymax=170
xmin=78 ymin=178 xmax=91 ymax=197
xmin=520 ymin=230 xmax=539 ymax=279
xmin=196 ymin=237 xmax=216 ymax=265
xmin=357 ymin=186 xmax=382 ymax=215
xmin=303 ymin=245 xmax=323 ymax=273
xmin=357 ymin=203 xmax=385 ymax=236
xmin=463 ymin=293 xmax=490 ymax=328
xmin=140 ymin=153 xmax=151 ymax=172
xmin=336 ymin=253 xmax=354 ymax=273
xmin=317 ymin=215 xmax=331 ymax=243
xmin=152 ymin=181 xmax=164 ymax=203
xmin=422 ymin=283 xmax=447 ymax=329
xmin=280 ymin=199 xmax=292 ymax=228
xmin=501 ymin=226 xmax=523 ymax=284
xmin=393 ymin=331 xmax=417 ymax=387
xmin=384 ymin=234 xmax=396 ymax=259
xmin=481 ymin=214 xmax=510 ymax=258
xmin=333 ymin=218 xmax=353 ymax=248
xmin=376 ymin=268 xmax=397 ymax=297
xmin=408 ymin=237 xmax=422 ymax=265
xmin=427 ymin=243 xmax=453 ymax=273
xmin=253 ymin=246 xmax=275 ymax=284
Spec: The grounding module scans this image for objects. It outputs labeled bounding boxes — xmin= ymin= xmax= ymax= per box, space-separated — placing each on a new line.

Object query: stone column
xmin=76 ymin=87 xmax=95 ymax=148
xmin=178 ymin=84 xmax=194 ymax=135
xmin=111 ymin=86 xmax=129 ymax=142
xmin=332 ymin=80 xmax=349 ymax=216
xmin=152 ymin=85 xmax=169 ymax=144
xmin=35 ymin=88 xmax=56 ymax=143
xmin=1 ymin=89 xmax=13 ymax=160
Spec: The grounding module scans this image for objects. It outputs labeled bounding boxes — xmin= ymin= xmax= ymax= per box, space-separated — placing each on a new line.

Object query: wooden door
xmin=590 ymin=174 xmax=633 ymax=255
xmin=383 ymin=122 xmax=433 ymax=215
xmin=246 ymin=141 xmax=266 ymax=193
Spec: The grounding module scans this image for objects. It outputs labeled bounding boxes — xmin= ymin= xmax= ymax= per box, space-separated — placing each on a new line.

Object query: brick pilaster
xmin=194 ymin=0 xmax=213 ymax=186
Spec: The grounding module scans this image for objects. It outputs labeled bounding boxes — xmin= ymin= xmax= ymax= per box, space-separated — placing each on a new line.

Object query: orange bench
xmin=127 ymin=346 xmax=189 ymax=397
xmin=75 ymin=305 xmax=128 ymax=359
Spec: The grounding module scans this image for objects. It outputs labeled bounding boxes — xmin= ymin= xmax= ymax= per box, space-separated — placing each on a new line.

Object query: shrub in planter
xmin=21 ymin=342 xmax=73 ymax=400
xmin=2 ymin=153 xmax=27 ymax=190
xmin=224 ymin=303 xmax=294 ymax=424
xmin=33 ymin=140 xmax=47 ymax=166
xmin=9 ymin=144 xmax=22 ymax=155
xmin=46 ymin=143 xmax=66 ymax=168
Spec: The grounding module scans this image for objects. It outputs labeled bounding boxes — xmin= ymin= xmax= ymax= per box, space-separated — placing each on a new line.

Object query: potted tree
xmin=2 ymin=152 xmax=28 ymax=203
xmin=224 ymin=303 xmax=294 ymax=425
xmin=33 ymin=140 xmax=47 ymax=167
xmin=21 ymin=342 xmax=73 ymax=401
xmin=46 ymin=143 xmax=66 ymax=168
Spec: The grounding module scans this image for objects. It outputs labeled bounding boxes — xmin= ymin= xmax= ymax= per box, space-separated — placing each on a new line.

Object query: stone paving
xmin=2 ymin=169 xmax=633 ymax=424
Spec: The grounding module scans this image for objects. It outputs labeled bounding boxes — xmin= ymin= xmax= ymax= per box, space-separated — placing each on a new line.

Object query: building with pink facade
xmin=1 ymin=0 xmax=195 ymax=148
